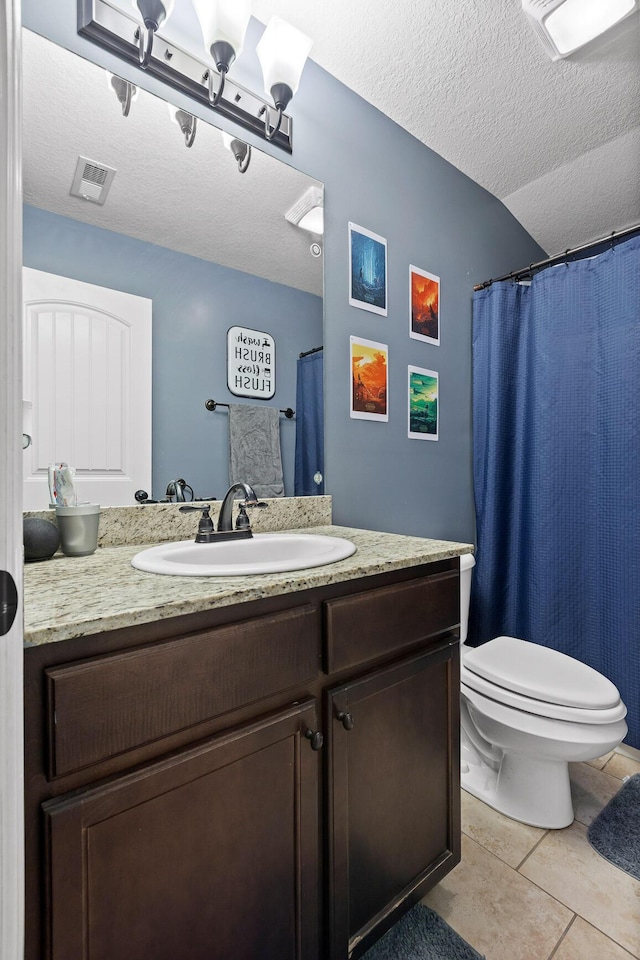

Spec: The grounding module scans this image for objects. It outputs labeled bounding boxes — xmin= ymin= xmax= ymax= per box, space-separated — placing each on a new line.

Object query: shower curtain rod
xmin=474 ymin=221 xmax=640 ymax=291
xmin=299 ymin=345 xmax=323 ymax=358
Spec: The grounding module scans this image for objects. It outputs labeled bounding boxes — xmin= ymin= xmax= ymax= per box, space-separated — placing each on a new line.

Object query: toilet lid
xmin=463 ymin=636 xmax=621 ymax=710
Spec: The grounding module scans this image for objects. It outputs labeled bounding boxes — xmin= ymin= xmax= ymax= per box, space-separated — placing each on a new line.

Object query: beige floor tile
xmin=423 ymin=834 xmax=572 ymax=960
xmin=569 ymin=761 xmax=621 ymax=826
xmin=603 ymin=753 xmax=640 ymax=781
xmin=520 ymin=821 xmax=640 ymax=957
xmin=461 ymin=789 xmax=546 ymax=868
xmin=552 ymin=917 xmax=638 ymax=960
xmin=586 ymin=751 xmax=615 ymax=770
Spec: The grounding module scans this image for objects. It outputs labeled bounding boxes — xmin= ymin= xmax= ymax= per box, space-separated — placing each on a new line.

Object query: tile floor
xmin=423 ymin=751 xmax=640 ymax=960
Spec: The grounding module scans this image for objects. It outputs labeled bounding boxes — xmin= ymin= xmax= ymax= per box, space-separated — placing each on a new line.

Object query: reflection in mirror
xmin=22 ymin=29 xmax=324 ymax=509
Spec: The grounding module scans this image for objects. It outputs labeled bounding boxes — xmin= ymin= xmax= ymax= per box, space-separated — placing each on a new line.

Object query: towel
xmin=228 ymin=404 xmax=285 ymax=498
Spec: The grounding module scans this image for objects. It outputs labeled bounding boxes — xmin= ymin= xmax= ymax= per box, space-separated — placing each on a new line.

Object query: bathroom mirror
xmin=22 ymin=28 xmax=324 ymax=508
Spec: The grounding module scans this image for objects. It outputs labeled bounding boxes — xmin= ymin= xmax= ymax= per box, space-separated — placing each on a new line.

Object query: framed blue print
xmin=348 ymin=222 xmax=387 ymax=316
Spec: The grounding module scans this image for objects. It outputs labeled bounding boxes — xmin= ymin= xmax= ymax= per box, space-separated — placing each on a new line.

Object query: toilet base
xmin=461 ymin=741 xmax=574 ymax=829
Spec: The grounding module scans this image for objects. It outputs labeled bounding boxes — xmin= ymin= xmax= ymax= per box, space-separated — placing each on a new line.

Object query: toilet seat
xmin=462 ymin=636 xmax=622 ymax=710
xmin=461 ymin=663 xmax=627 ymax=724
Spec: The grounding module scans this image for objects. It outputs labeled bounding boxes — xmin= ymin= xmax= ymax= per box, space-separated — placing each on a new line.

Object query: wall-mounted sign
xmin=227 ymin=326 xmax=276 ymax=400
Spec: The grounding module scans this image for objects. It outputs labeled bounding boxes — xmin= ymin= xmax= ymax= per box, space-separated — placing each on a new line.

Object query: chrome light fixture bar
xmin=78 ymin=0 xmax=293 ymax=152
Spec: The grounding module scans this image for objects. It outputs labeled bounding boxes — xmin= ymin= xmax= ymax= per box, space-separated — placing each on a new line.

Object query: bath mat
xmin=587 ymin=773 xmax=640 ymax=882
xmin=361 ymin=903 xmax=485 ymax=960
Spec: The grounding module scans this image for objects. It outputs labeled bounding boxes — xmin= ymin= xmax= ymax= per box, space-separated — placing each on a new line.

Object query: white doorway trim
xmin=0 ymin=1 xmax=25 ymax=958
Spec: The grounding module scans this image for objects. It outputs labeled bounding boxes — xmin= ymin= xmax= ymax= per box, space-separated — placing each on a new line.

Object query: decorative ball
xmin=23 ymin=518 xmax=60 ymax=562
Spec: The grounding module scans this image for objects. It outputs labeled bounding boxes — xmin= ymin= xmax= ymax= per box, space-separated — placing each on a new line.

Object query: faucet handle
xmin=179 ymin=503 xmax=215 ymax=542
xmin=235 ymin=503 xmax=251 ymax=531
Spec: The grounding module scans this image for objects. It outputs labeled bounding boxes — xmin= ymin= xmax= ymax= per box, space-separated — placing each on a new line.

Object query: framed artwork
xmin=408 ymin=365 xmax=438 ymax=440
xmin=349 ymin=222 xmax=387 ymax=316
xmin=350 ymin=336 xmax=389 ymax=421
xmin=410 ymin=265 xmax=440 ymax=345
xmin=227 ymin=325 xmax=275 ymax=399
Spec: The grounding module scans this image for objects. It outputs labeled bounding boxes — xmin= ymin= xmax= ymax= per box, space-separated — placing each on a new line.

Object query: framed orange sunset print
xmin=350 ymin=336 xmax=388 ymax=422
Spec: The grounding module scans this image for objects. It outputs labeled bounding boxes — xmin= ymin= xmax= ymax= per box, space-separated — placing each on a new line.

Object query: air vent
xmin=70 ymin=156 xmax=116 ymax=205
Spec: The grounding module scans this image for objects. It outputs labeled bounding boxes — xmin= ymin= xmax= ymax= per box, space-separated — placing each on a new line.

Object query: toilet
xmin=458 ymin=554 xmax=627 ymax=829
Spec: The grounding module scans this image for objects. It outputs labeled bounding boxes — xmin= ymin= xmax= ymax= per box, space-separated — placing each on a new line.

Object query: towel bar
xmin=205 ymin=399 xmax=295 ymax=419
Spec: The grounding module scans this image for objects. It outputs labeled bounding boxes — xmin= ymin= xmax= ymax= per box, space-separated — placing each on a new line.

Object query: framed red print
xmin=410 ymin=265 xmax=440 ymax=346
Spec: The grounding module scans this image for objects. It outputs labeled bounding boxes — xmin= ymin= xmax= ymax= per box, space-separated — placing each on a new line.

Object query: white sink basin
xmin=131 ymin=533 xmax=357 ymax=577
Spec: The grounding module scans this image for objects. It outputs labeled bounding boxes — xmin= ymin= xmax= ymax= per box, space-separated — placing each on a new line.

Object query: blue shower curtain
xmin=294 ymin=350 xmax=324 ymax=496
xmin=470 ymin=235 xmax=640 ymax=748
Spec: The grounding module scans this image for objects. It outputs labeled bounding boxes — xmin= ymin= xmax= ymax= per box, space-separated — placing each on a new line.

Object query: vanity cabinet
xmin=327 ymin=644 xmax=459 ymax=958
xmin=43 ymin=700 xmax=320 ymax=960
xmin=24 ymin=558 xmax=461 ymax=960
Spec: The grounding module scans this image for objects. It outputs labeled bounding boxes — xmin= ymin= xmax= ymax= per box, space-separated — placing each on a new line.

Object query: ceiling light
xmin=79 ymin=2 xmax=312 ymax=152
xmin=130 ymin=0 xmax=175 ymax=68
xmin=107 ymin=72 xmax=139 ymax=117
xmin=191 ymin=0 xmax=251 ymax=106
xmin=522 ymin=0 xmax=638 ymax=60
xmin=285 ymin=185 xmax=324 ymax=235
xmin=221 ymin=132 xmax=252 ymax=173
xmin=167 ymin=104 xmax=197 ymax=147
xmin=256 ymin=17 xmax=313 ymax=140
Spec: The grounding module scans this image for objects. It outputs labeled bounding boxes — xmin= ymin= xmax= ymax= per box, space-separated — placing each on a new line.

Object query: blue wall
xmin=23 ymin=3 xmax=546 ymax=541
xmin=23 ymin=205 xmax=322 ymax=500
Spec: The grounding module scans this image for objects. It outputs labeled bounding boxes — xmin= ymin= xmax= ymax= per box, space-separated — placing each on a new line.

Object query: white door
xmin=0 ymin=1 xmax=25 ymax=956
xmin=22 ymin=268 xmax=152 ymax=508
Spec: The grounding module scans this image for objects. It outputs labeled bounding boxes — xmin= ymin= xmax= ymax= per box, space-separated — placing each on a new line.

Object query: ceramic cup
xmin=55 ymin=504 xmax=101 ymax=557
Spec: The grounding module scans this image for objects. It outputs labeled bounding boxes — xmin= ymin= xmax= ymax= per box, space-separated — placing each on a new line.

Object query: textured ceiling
xmin=24 ymin=0 xmax=640 ymax=283
xmin=249 ymin=0 xmax=640 ymax=254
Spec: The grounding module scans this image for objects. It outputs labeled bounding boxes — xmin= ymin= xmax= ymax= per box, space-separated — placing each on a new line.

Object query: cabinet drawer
xmin=324 ymin=571 xmax=458 ymax=673
xmin=46 ymin=604 xmax=319 ymax=778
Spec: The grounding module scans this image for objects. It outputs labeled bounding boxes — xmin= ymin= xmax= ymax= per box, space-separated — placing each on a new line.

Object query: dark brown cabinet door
xmin=327 ymin=643 xmax=460 ymax=959
xmin=43 ymin=700 xmax=320 ymax=960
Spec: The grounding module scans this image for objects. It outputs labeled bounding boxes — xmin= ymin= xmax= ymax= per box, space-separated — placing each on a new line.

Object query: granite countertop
xmin=23 ymin=525 xmax=473 ymax=647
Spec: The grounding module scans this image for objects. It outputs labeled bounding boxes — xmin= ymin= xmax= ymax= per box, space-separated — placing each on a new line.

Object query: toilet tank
xmin=459 ymin=553 xmax=475 ymax=643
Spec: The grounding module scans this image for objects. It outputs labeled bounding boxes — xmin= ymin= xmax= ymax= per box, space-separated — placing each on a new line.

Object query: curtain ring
xmin=610 ymin=231 xmax=616 ymax=251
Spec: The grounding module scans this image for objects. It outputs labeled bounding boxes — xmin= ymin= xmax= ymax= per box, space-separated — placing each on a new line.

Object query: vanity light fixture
xmin=78 ymin=1 xmax=314 ymax=152
xmin=130 ymin=0 xmax=175 ymax=68
xmin=167 ymin=104 xmax=198 ymax=147
xmin=522 ymin=0 xmax=638 ymax=59
xmin=107 ymin=72 xmax=139 ymax=117
xmin=256 ymin=17 xmax=313 ymax=141
xmin=192 ymin=0 xmax=251 ymax=106
xmin=222 ymin=132 xmax=251 ymax=173
xmin=285 ymin=185 xmax=324 ymax=235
